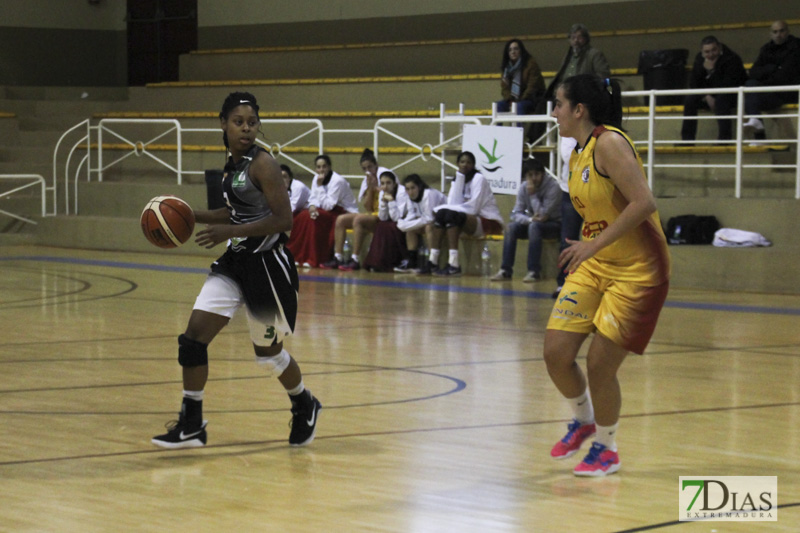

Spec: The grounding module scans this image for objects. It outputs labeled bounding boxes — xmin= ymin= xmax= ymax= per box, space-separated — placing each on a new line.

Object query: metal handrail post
xmin=796 ymin=87 xmax=800 ymax=199
xmin=53 ymin=119 xmax=90 ymax=215
xmin=176 ymin=125 xmax=182 ymax=185
xmin=546 ymin=101 xmax=556 ymax=172
xmin=97 ymin=122 xmax=104 ymax=182
xmin=440 ymin=103 xmax=446 ymax=188
xmin=646 ymin=91 xmax=656 ymax=190
xmin=734 ymin=86 xmax=745 ymax=199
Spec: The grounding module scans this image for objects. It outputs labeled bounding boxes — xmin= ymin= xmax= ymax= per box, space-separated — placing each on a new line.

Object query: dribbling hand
xmin=558 ymin=238 xmax=597 ymax=275
xmin=195 ymin=225 xmax=229 ymax=249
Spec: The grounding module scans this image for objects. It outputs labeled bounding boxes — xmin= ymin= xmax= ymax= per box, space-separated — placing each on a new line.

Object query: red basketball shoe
xmin=550 ymin=419 xmax=596 ymax=459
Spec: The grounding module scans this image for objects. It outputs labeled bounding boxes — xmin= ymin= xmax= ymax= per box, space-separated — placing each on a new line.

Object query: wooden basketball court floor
xmin=0 ymin=244 xmax=797 ymax=532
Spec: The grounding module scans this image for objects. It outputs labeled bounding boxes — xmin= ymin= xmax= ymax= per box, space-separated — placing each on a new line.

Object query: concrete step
xmin=20 ymin=193 xmax=799 ymax=293
xmin=0 ymin=118 xmax=20 ymax=145
xmin=668 ymin=244 xmax=800 ymax=293
xmin=650 ymin=152 xmax=798 ymax=199
xmin=0 ymin=145 xmax=46 ymax=162
xmin=75 ymin=181 xmax=210 ymax=218
xmin=0 ymin=232 xmax=35 ymax=246
xmin=656 ymin=197 xmax=794 ymax=245
xmin=180 ymin=43 xmax=504 ymax=81
xmin=17 ymin=129 xmax=71 ymax=146
xmin=180 ymin=22 xmax=769 ymax=84
xmin=33 ymin=214 xmax=216 ymax=257
xmin=0 ymin=99 xmax=114 ymax=121
xmin=120 ymin=81 xmax=498 ymax=113
xmin=0 ymin=161 xmax=52 ymax=178
xmin=1 ymin=86 xmax=129 ymax=102
xmin=27 ymin=212 xmax=797 ymax=294
xmin=17 ymin=115 xmax=89 ymax=132
xmin=0 ymin=193 xmax=43 ymax=218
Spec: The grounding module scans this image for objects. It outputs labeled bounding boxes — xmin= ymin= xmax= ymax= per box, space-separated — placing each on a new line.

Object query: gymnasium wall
xmin=197 ymin=0 xmax=797 ymax=48
xmin=197 ymin=0 xmax=618 ymax=26
xmin=0 ymin=0 xmax=797 ymax=87
xmin=0 ymin=0 xmax=127 ymax=86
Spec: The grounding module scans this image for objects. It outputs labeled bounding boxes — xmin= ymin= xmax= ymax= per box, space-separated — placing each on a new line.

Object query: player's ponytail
xmin=360 ymin=148 xmax=377 ymax=165
xmin=560 ymin=74 xmax=624 ymax=130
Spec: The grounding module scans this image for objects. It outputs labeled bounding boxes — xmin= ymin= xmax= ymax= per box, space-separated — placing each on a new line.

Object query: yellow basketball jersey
xmin=568 ymin=125 xmax=670 ymax=284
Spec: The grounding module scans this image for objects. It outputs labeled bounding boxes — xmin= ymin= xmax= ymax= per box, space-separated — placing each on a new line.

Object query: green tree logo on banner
xmin=478 ymin=139 xmax=503 ymax=172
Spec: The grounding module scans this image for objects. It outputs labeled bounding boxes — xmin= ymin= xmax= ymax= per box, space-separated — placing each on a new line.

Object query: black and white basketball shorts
xmin=194 ymin=244 xmax=299 ymax=346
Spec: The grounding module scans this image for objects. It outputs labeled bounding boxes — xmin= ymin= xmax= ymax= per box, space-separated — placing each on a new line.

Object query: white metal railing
xmin=52 ymin=119 xmax=91 ymax=215
xmin=623 ymin=84 xmax=800 ymax=198
xmin=53 ymin=118 xmax=324 ymax=215
xmin=374 ymin=104 xmax=482 ymax=189
xmin=48 ymin=85 xmax=799 ymax=215
xmin=0 ymin=174 xmax=46 ymax=224
xmin=490 ymin=100 xmax=560 ymax=181
xmin=97 ymin=118 xmax=183 ymax=183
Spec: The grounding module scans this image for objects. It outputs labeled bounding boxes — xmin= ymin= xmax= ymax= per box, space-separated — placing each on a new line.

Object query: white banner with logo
xmin=462 ymin=124 xmax=523 ymax=196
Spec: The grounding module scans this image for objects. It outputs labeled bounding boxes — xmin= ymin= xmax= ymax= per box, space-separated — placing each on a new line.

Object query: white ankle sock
xmin=595 ymin=422 xmax=618 ymax=452
xmin=183 ymin=389 xmax=204 ymax=401
xmin=448 ymin=249 xmax=459 ymax=267
xmin=430 ymin=249 xmax=440 ymax=264
xmin=286 ymin=380 xmax=305 ymax=397
xmin=567 ymin=389 xmax=594 ymax=425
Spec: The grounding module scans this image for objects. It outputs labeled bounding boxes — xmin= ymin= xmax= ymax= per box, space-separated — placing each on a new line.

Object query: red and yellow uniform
xmin=547 ymin=125 xmax=670 ymax=354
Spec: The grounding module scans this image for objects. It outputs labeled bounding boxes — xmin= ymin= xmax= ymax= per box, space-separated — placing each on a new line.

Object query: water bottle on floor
xmin=418 ymin=241 xmax=428 ymax=269
xmin=343 ymin=237 xmax=352 ymax=260
xmin=481 ymin=244 xmax=492 ymax=277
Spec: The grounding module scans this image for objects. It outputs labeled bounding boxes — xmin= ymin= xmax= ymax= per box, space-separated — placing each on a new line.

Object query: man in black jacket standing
xmin=681 ymin=36 xmax=747 ymax=143
xmin=742 ymin=21 xmax=800 ymax=140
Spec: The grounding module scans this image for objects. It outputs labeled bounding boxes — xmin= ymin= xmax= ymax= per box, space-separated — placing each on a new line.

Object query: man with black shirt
xmin=681 ymin=36 xmax=747 ymax=143
xmin=742 ymin=21 xmax=800 ymax=140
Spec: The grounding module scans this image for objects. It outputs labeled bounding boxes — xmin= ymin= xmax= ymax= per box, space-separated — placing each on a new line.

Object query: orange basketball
xmin=140 ymin=196 xmax=195 ymax=249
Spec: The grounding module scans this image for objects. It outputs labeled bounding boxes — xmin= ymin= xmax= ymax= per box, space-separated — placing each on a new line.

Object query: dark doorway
xmin=127 ymin=0 xmax=198 ymax=86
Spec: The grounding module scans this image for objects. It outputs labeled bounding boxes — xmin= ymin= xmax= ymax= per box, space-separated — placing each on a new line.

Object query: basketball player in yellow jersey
xmin=543 ymin=74 xmax=670 ymax=477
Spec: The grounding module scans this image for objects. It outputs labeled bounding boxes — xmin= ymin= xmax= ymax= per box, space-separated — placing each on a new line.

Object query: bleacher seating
xmin=5 ymin=15 xmax=799 ymax=292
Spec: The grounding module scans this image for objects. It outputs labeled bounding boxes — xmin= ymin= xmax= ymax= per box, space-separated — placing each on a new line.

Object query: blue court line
xmin=4 ymin=255 xmax=800 ymax=317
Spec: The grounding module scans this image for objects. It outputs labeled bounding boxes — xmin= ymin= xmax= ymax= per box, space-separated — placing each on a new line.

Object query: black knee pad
xmin=178 ymin=334 xmax=209 ymax=367
xmin=433 ymin=208 xmax=449 ymax=228
xmin=449 ymin=211 xmax=467 ymax=228
xmin=434 ymin=209 xmax=468 ymax=229
xmin=434 ymin=208 xmax=466 ymax=228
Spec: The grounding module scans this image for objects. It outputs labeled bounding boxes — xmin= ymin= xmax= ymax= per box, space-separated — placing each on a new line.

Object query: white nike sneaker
xmin=743 ymin=117 xmax=765 ymax=131
xmin=289 ymin=391 xmax=322 ymax=446
xmin=151 ymin=417 xmax=208 ymax=449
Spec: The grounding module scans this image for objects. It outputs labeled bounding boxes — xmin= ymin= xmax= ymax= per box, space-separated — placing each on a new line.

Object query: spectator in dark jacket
xmin=497 ymin=39 xmax=546 ymax=118
xmin=743 ymin=21 xmax=800 ymax=139
xmin=681 ymin=36 xmax=748 ymax=142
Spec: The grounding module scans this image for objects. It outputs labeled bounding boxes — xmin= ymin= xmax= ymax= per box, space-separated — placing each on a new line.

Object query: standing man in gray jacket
xmin=544 ymin=23 xmax=611 ymax=101
xmin=491 ymin=158 xmax=561 ymax=282
xmin=529 ymin=23 xmax=611 ymax=143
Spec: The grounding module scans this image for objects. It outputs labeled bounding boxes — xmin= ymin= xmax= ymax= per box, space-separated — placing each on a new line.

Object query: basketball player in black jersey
xmin=152 ymin=92 xmax=321 ymax=449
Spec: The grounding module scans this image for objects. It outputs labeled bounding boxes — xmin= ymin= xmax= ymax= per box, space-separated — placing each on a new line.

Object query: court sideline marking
xmin=3 ymin=255 xmax=800 ymax=316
